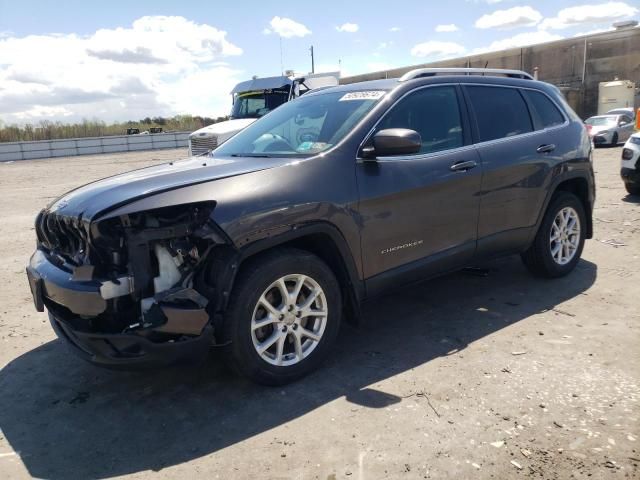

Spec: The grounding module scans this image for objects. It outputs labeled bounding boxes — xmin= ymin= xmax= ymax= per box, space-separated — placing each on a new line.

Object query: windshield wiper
xmin=229 ymin=153 xmax=273 ymax=158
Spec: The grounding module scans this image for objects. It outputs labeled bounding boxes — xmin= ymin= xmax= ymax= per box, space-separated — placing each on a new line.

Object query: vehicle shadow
xmin=0 ymin=256 xmax=597 ymax=479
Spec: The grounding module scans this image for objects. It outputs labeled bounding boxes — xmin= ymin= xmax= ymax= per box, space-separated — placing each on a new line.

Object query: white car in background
xmin=621 ymin=132 xmax=640 ymax=195
xmin=188 ymin=72 xmax=339 ymax=156
xmin=585 ymin=113 xmax=635 ymax=146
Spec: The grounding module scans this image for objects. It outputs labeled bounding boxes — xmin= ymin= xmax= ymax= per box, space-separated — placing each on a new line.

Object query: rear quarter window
xmin=523 ymin=90 xmax=565 ymax=129
xmin=465 ymin=86 xmax=533 ymax=142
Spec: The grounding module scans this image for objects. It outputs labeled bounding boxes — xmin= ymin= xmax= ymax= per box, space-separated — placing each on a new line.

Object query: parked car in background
xmin=188 ymin=72 xmax=339 ymax=156
xmin=27 ymin=68 xmax=595 ymax=384
xmin=621 ymin=132 xmax=640 ymax=195
xmin=585 ymin=114 xmax=635 ymax=146
xmin=607 ymin=107 xmax=636 ymax=121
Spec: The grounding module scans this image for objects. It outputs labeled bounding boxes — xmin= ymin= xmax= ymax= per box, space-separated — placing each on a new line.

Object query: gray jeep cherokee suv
xmin=27 ymin=68 xmax=595 ymax=385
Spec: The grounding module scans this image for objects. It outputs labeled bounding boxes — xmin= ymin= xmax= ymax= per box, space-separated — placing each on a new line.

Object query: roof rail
xmin=398 ymin=67 xmax=534 ymax=82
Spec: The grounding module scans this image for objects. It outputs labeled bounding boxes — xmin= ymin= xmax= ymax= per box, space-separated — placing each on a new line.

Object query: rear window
xmin=466 ymin=86 xmax=533 ymax=142
xmin=523 ymin=90 xmax=565 ymax=129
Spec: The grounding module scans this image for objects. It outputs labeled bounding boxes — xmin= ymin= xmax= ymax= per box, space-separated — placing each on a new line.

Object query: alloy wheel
xmin=549 ymin=206 xmax=581 ymax=265
xmin=250 ymin=274 xmax=328 ymax=366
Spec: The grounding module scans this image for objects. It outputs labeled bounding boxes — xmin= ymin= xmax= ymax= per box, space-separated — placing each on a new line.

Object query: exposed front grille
xmin=36 ymin=211 xmax=89 ymax=265
xmin=189 ymin=135 xmax=218 ymax=156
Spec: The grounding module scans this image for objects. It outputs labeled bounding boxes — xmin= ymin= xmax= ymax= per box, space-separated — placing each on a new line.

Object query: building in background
xmin=341 ymin=25 xmax=640 ymax=120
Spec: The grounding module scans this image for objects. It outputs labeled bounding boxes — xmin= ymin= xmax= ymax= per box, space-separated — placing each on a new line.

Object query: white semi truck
xmin=188 ymin=72 xmax=339 ymax=156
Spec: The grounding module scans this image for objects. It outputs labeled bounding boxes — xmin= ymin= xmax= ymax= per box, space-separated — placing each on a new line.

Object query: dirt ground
xmin=0 ymin=147 xmax=638 ymax=480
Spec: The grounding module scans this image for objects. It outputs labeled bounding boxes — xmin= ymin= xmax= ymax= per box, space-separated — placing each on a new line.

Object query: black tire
xmin=521 ymin=192 xmax=586 ymax=278
xmin=221 ymin=248 xmax=342 ymax=385
xmin=625 ymin=183 xmax=640 ymax=196
xmin=611 ymin=133 xmax=618 ymax=146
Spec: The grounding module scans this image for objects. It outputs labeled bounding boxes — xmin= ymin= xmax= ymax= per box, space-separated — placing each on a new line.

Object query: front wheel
xmin=521 ymin=192 xmax=586 ymax=278
xmin=221 ymin=248 xmax=342 ymax=385
xmin=625 ymin=183 xmax=640 ymax=196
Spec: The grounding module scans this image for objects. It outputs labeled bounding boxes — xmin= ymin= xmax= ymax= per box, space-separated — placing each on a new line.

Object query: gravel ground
xmin=0 ymin=147 xmax=638 ymax=480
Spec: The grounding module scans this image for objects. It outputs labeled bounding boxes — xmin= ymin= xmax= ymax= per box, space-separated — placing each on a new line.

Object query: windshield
xmin=585 ymin=116 xmax=617 ymax=126
xmin=231 ymin=90 xmax=290 ymax=119
xmin=214 ymin=90 xmax=386 ymax=157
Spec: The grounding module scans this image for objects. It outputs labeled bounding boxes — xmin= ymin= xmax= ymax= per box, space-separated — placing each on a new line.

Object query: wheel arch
xmin=529 ymin=173 xmax=594 ymax=248
xmin=209 ymin=222 xmax=364 ymax=326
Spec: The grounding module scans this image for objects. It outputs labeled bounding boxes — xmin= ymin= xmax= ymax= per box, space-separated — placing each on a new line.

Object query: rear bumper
xmin=621 ymin=167 xmax=640 ymax=185
xmin=27 ymin=249 xmax=213 ymax=368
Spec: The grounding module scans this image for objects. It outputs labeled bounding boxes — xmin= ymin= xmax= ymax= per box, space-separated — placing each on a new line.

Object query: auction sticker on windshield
xmin=339 ymin=91 xmax=386 ymax=101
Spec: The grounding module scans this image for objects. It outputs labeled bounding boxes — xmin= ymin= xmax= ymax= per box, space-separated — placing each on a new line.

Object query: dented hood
xmin=46 ymin=155 xmax=290 ymax=221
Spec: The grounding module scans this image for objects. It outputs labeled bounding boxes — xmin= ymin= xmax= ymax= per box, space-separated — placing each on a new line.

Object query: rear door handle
xmin=537 ymin=144 xmax=556 ymax=154
xmin=450 ymin=160 xmax=477 ymax=172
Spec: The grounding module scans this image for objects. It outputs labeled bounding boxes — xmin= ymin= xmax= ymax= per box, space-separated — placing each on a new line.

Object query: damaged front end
xmin=27 ymin=201 xmax=233 ymax=367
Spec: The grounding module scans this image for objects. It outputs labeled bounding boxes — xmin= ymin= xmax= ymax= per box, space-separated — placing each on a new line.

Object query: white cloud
xmin=475 ymin=6 xmax=543 ymax=29
xmin=336 ymin=23 xmax=359 ymax=33
xmin=265 ymin=16 xmax=312 ymax=38
xmin=474 ymin=31 xmax=564 ymax=53
xmin=540 ymin=2 xmax=638 ymax=30
xmin=411 ymin=41 xmax=466 ymax=58
xmin=0 ymin=16 xmax=244 ymax=123
xmin=389 ymin=27 xmax=401 ymax=32
xmin=435 ymin=24 xmax=459 ymax=32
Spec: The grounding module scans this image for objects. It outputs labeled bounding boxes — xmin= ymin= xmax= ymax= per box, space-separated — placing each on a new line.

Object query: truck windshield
xmin=231 ymin=90 xmax=290 ymax=119
xmin=214 ymin=90 xmax=386 ymax=158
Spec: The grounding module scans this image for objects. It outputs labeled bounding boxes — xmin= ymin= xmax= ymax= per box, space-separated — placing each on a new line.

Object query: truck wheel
xmin=625 ymin=183 xmax=640 ymax=196
xmin=521 ymin=192 xmax=586 ymax=278
xmin=221 ymin=248 xmax=342 ymax=385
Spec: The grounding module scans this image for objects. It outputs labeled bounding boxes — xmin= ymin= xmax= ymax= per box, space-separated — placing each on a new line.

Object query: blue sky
xmin=0 ymin=0 xmax=638 ymax=123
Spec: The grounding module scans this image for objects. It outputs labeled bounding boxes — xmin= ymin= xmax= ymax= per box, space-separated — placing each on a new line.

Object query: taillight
xmin=585 ymin=124 xmax=592 ymax=134
xmin=622 ymin=148 xmax=634 ymax=160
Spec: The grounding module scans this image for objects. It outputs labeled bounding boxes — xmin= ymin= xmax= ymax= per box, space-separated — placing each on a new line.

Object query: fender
xmin=525 ymin=166 xmax=595 ymax=247
xmin=212 ymin=221 xmax=365 ymax=322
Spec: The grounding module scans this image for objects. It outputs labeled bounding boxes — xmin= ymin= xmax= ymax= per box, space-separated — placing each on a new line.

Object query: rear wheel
xmin=222 ymin=248 xmax=341 ymax=385
xmin=521 ymin=192 xmax=586 ymax=278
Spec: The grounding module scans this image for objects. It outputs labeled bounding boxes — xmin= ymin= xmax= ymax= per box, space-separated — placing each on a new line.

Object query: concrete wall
xmin=341 ymin=27 xmax=640 ymax=119
xmin=0 ymin=131 xmax=190 ymax=162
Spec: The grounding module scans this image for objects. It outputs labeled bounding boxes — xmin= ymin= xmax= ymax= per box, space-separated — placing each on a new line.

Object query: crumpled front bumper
xmin=27 ymin=249 xmax=213 ymax=368
xmin=48 ymin=311 xmax=213 ymax=368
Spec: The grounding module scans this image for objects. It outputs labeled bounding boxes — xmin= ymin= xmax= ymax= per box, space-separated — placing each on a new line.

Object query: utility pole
xmin=310 ymin=45 xmax=315 ymax=74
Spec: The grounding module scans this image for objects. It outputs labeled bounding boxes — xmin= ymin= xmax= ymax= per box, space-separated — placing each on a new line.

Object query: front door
xmin=356 ymin=85 xmax=482 ymax=293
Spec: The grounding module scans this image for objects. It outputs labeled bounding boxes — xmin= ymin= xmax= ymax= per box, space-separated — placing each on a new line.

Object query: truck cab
xmin=188 ymin=72 xmax=339 ymax=156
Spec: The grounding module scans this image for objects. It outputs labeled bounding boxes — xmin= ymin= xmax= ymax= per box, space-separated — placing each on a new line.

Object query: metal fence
xmin=0 ymin=131 xmax=190 ymax=162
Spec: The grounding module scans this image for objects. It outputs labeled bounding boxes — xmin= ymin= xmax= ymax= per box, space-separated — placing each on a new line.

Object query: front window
xmin=214 ymin=90 xmax=386 ymax=157
xmin=231 ymin=90 xmax=290 ymax=119
xmin=585 ymin=116 xmax=617 ymax=126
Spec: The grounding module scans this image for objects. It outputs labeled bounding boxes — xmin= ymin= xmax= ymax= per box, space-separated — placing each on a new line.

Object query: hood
xmin=46 ymin=155 xmax=291 ymax=222
xmin=190 ymin=118 xmax=257 ymax=138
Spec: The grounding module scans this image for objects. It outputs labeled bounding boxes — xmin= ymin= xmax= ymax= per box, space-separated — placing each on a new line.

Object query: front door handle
xmin=537 ymin=144 xmax=556 ymax=154
xmin=450 ymin=160 xmax=477 ymax=172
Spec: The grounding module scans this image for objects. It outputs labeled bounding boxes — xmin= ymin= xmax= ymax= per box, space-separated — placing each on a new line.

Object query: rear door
xmin=356 ymin=85 xmax=482 ymax=292
xmin=463 ymin=85 xmax=570 ymax=257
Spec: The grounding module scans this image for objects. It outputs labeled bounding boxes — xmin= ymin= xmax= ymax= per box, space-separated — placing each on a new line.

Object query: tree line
xmin=0 ymin=115 xmax=229 ymax=143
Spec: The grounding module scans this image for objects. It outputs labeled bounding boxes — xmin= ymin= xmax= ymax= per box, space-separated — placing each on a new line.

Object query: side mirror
xmin=619 ymin=120 xmax=629 ymax=126
xmin=362 ymin=128 xmax=422 ymax=159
